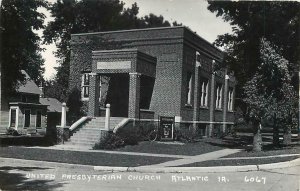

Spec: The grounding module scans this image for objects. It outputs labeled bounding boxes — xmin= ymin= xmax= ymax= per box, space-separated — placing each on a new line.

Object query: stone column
xmin=208 ymin=60 xmax=216 ymax=137
xmin=88 ymin=73 xmax=100 ymax=117
xmin=105 ymin=104 xmax=110 ymax=130
xmin=128 ymin=72 xmax=141 ymax=118
xmin=222 ymin=70 xmax=229 ymax=133
xmin=193 ymin=61 xmax=201 ymax=130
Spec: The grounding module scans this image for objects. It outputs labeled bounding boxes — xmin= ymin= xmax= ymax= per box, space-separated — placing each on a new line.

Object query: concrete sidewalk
xmin=94 ymin=157 xmax=300 ymax=173
xmin=25 ymin=146 xmax=242 ymax=166
xmin=142 ymin=149 xmax=242 ymax=167
xmin=1 ymin=156 xmax=299 ymax=173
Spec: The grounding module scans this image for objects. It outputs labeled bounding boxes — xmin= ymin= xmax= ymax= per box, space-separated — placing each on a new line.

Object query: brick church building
xmin=69 ymin=26 xmax=236 ymax=136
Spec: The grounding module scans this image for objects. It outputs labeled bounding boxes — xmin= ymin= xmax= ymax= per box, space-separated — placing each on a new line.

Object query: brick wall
xmin=70 ymin=27 xmax=236 ymax=126
xmin=70 ymin=28 xmax=185 ymax=118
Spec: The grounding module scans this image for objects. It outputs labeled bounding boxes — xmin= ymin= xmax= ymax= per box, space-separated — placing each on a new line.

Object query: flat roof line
xmin=92 ymin=48 xmax=138 ymax=53
xmin=71 ymin=26 xmax=184 ymax=36
xmin=72 ymin=26 xmax=223 ymax=54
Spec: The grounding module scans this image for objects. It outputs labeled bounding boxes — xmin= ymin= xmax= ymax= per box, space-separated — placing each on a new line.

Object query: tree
xmin=0 ymin=0 xmax=47 ymax=94
xmin=43 ymin=0 xmax=178 ymax=122
xmin=207 ymin=1 xmax=300 ymax=108
xmin=243 ymin=38 xmax=297 ymax=150
xmin=141 ymin=13 xmax=171 ymax=28
xmin=43 ymin=0 xmax=175 ymax=102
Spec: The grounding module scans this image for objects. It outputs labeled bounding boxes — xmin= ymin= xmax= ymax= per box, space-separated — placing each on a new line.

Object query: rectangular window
xmin=228 ymin=88 xmax=234 ymax=111
xmin=81 ymin=73 xmax=90 ymax=99
xmin=215 ymin=83 xmax=223 ymax=109
xmin=10 ymin=109 xmax=17 ymax=127
xmin=36 ymin=110 xmax=42 ymax=128
xmin=24 ymin=109 xmax=31 ymax=128
xmin=186 ymin=72 xmax=192 ymax=105
xmin=200 ymin=78 xmax=209 ymax=107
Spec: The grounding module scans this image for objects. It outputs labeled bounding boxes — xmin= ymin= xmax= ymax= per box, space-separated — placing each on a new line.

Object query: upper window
xmin=215 ymin=83 xmax=223 ymax=109
xmin=200 ymin=78 xmax=209 ymax=107
xmin=186 ymin=72 xmax=192 ymax=105
xmin=228 ymin=88 xmax=234 ymax=111
xmin=81 ymin=73 xmax=90 ymax=100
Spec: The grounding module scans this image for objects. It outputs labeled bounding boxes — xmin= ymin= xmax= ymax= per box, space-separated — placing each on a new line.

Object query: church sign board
xmin=159 ymin=116 xmax=175 ymax=141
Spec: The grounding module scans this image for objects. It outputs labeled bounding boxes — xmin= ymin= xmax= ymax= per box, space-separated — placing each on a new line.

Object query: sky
xmin=41 ymin=0 xmax=232 ymax=79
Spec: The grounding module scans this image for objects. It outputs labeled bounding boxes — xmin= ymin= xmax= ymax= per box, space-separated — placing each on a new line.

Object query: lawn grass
xmin=222 ymin=145 xmax=300 ymax=158
xmin=0 ymin=146 xmax=176 ymax=167
xmin=114 ymin=140 xmax=224 ymax=156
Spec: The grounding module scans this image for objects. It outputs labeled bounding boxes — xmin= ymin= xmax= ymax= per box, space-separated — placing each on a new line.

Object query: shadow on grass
xmin=0 ymin=166 xmax=64 ymax=191
xmin=203 ymin=136 xmax=300 ymax=152
xmin=201 ymin=136 xmax=253 ymax=151
xmin=262 ymin=143 xmax=300 ymax=151
xmin=0 ymin=136 xmax=55 ymax=147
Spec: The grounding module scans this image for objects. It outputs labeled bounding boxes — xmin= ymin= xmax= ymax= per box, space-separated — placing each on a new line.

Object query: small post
xmin=61 ymin=102 xmax=67 ymax=128
xmin=105 ymin=103 xmax=110 ymax=130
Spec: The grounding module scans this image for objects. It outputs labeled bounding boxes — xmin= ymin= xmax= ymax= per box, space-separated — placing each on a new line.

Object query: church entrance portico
xmin=88 ymin=49 xmax=156 ymax=119
xmin=105 ymin=74 xmax=129 ymax=117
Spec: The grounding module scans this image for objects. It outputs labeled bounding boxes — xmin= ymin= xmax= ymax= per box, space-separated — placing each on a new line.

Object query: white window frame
xmin=215 ymin=84 xmax=223 ymax=109
xmin=81 ymin=73 xmax=90 ymax=101
xmin=9 ymin=106 xmax=19 ymax=129
xmin=23 ymin=109 xmax=31 ymax=128
xmin=228 ymin=88 xmax=234 ymax=111
xmin=35 ymin=109 xmax=42 ymax=128
xmin=200 ymin=79 xmax=209 ymax=107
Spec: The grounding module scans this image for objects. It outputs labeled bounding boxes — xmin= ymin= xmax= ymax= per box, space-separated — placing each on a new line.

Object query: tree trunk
xmin=283 ymin=126 xmax=292 ymax=146
xmin=273 ymin=115 xmax=280 ymax=147
xmin=252 ymin=124 xmax=262 ymax=152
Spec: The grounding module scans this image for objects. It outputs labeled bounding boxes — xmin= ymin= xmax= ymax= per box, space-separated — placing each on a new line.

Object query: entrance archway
xmin=105 ymin=74 xmax=129 ymax=117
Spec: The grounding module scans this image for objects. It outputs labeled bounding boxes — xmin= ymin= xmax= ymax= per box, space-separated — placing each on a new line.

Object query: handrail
xmin=113 ymin=118 xmax=132 ymax=133
xmin=69 ymin=117 xmax=92 ymax=132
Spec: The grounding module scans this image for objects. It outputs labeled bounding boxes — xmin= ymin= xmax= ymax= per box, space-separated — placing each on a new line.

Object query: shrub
xmin=6 ymin=128 xmax=20 ymax=136
xmin=121 ymin=134 xmax=139 ymax=146
xmin=93 ymin=131 xmax=141 ymax=150
xmin=94 ymin=132 xmax=125 ymax=150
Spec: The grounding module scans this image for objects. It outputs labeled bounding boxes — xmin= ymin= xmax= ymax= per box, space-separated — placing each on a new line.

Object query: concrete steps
xmin=62 ymin=117 xmax=125 ymax=149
